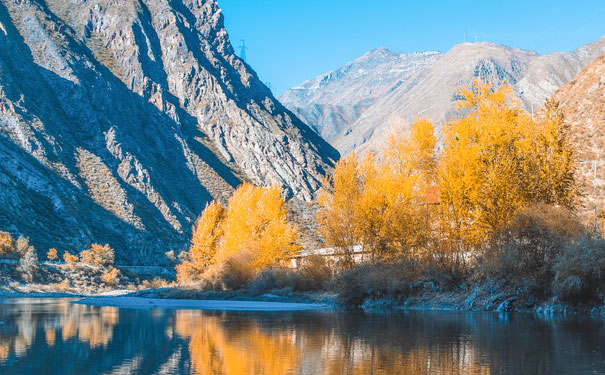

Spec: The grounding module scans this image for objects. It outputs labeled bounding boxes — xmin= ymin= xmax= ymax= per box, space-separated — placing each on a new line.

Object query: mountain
xmin=279 ymin=48 xmax=441 ymax=142
xmin=547 ymin=53 xmax=605 ymax=222
xmin=0 ymin=0 xmax=338 ymax=263
xmin=281 ymin=37 xmax=605 ymax=154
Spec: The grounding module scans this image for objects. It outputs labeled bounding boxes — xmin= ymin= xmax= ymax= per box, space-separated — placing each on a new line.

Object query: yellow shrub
xmin=101 ymin=267 xmax=120 ymax=287
xmin=0 ymin=231 xmax=14 ymax=257
xmin=47 ymin=248 xmax=58 ymax=261
xmin=80 ymin=243 xmax=115 ymax=267
xmin=63 ymin=251 xmax=79 ymax=266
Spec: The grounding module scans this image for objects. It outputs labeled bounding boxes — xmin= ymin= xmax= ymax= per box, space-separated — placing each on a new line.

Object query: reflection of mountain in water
xmin=1 ymin=299 xmax=605 ymax=374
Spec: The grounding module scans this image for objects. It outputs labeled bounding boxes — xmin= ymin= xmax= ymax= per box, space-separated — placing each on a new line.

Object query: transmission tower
xmin=239 ymin=39 xmax=248 ymax=62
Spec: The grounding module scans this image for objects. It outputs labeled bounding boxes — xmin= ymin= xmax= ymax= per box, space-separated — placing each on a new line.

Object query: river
xmin=0 ymin=298 xmax=604 ymax=374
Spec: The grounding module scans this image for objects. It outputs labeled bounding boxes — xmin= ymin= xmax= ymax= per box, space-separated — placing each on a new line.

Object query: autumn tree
xmin=190 ymin=201 xmax=225 ymax=269
xmin=178 ymin=183 xmax=301 ymax=283
xmin=0 ymin=231 xmax=14 ymax=257
xmin=219 ymin=183 xmax=300 ymax=269
xmin=47 ymin=248 xmax=59 ymax=262
xmin=438 ymin=82 xmax=578 ymax=261
xmin=317 ymin=152 xmax=371 ymax=267
xmin=318 ymin=119 xmax=439 ymax=265
xmin=80 ymin=243 xmax=115 ymax=267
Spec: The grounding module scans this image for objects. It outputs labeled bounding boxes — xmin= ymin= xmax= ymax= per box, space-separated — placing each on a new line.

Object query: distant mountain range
xmin=0 ymin=0 xmax=338 ymax=262
xmin=280 ymin=37 xmax=605 ymax=154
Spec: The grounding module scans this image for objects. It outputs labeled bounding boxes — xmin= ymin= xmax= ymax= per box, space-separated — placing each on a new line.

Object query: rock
xmin=0 ymin=0 xmax=338 ymax=263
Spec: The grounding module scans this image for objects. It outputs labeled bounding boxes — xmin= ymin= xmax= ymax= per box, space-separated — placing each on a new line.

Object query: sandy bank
xmin=74 ymin=296 xmax=330 ymax=311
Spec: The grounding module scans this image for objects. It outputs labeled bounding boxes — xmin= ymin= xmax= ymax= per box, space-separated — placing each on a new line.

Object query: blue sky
xmin=218 ymin=0 xmax=605 ymax=95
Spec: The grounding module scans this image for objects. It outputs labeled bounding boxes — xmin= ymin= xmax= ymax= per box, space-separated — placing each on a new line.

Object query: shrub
xmin=220 ymin=251 xmax=256 ymax=290
xmin=176 ymin=260 xmax=203 ymax=284
xmin=480 ymin=205 xmax=585 ymax=297
xmin=297 ymin=255 xmax=332 ymax=291
xmin=47 ymin=248 xmax=58 ymax=261
xmin=101 ymin=267 xmax=121 ymax=287
xmin=334 ymin=260 xmax=422 ymax=306
xmin=248 ymin=266 xmax=298 ymax=295
xmin=17 ymin=248 xmax=39 ymax=283
xmin=15 ymin=236 xmax=33 ymax=257
xmin=63 ymin=251 xmax=79 ymax=266
xmin=80 ymin=243 xmax=114 ymax=267
xmin=0 ymin=231 xmax=14 ymax=256
xmin=552 ymin=238 xmax=605 ymax=302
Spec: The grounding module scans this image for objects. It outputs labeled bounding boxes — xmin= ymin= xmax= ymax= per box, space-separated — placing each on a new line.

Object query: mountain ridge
xmin=281 ymin=36 xmax=605 ymax=154
xmin=0 ymin=0 xmax=338 ymax=262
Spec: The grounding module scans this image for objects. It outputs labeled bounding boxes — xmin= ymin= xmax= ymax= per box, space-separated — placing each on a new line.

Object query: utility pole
xmin=239 ymin=39 xmax=247 ymax=62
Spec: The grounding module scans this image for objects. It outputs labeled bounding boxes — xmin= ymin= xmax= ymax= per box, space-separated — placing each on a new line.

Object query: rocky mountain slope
xmin=0 ymin=0 xmax=338 ymax=263
xmin=282 ymin=37 xmax=605 ymax=154
xmin=279 ymin=48 xmax=441 ymax=142
xmin=548 ymin=54 xmax=605 ymax=224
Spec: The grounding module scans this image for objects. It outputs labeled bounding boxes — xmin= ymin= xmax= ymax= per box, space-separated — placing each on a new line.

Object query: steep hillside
xmin=548 ymin=54 xmax=605 ymax=224
xmin=0 ymin=0 xmax=338 ymax=263
xmin=279 ymin=48 xmax=441 ymax=141
xmin=335 ymin=42 xmax=536 ymax=153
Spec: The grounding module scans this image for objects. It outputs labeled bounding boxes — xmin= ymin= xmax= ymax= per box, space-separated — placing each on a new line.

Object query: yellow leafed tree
xmin=189 ymin=201 xmax=225 ymax=269
xmin=220 ymin=183 xmax=300 ymax=269
xmin=179 ymin=183 xmax=300 ymax=282
xmin=439 ymin=82 xmax=578 ymax=253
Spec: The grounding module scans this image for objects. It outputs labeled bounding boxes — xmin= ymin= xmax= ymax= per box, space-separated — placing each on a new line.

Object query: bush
xmin=15 ymin=236 xmax=33 ymax=257
xmin=552 ymin=238 xmax=605 ymax=302
xmin=248 ymin=266 xmax=297 ymax=295
xmin=176 ymin=260 xmax=203 ymax=284
xmin=334 ymin=260 xmax=422 ymax=306
xmin=297 ymin=255 xmax=333 ymax=291
xmin=101 ymin=267 xmax=121 ymax=287
xmin=480 ymin=205 xmax=585 ymax=297
xmin=63 ymin=251 xmax=79 ymax=266
xmin=0 ymin=231 xmax=14 ymax=256
xmin=80 ymin=243 xmax=115 ymax=267
xmin=17 ymin=248 xmax=39 ymax=283
xmin=220 ymin=251 xmax=256 ymax=290
xmin=47 ymin=248 xmax=58 ymax=261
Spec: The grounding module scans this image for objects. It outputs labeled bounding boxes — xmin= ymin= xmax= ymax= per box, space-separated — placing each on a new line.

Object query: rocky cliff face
xmin=0 ymin=0 xmax=338 ymax=263
xmin=282 ymin=37 xmax=605 ymax=155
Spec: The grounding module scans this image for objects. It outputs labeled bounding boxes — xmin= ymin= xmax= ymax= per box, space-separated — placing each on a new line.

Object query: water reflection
xmin=0 ymin=298 xmax=604 ymax=374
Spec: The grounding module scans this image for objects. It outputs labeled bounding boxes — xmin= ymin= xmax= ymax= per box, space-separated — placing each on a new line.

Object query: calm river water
xmin=0 ymin=298 xmax=604 ymax=374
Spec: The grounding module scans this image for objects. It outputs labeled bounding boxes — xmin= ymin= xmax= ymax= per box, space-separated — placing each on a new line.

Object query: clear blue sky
xmin=218 ymin=0 xmax=605 ymax=95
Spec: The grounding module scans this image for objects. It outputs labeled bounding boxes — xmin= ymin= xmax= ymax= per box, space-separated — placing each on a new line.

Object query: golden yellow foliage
xmin=439 ymin=82 xmax=578 ymax=249
xmin=190 ymin=201 xmax=225 ymax=269
xmin=47 ymin=248 xmax=58 ymax=261
xmin=63 ymin=251 xmax=79 ymax=265
xmin=0 ymin=231 xmax=14 ymax=257
xmin=80 ymin=243 xmax=115 ymax=267
xmin=318 ymin=118 xmax=438 ymax=264
xmin=318 ymin=82 xmax=577 ymax=270
xmin=220 ymin=183 xmax=300 ymax=269
xmin=179 ymin=183 xmax=300 ymax=282
xmin=101 ymin=267 xmax=120 ymax=286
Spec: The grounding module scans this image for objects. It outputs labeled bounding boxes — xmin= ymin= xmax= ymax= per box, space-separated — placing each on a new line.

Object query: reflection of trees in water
xmin=175 ymin=310 xmax=300 ymax=374
xmin=1 ymin=300 xmax=605 ymax=374
xmin=0 ymin=299 xmax=189 ymax=374
xmin=0 ymin=300 xmax=118 ymax=361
